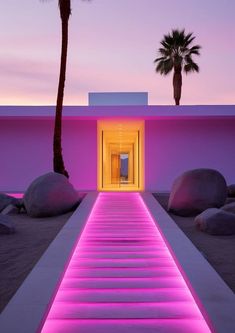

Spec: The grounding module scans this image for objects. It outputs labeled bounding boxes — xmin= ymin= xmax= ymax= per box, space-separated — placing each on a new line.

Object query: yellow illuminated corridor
xmin=98 ymin=121 xmax=144 ymax=191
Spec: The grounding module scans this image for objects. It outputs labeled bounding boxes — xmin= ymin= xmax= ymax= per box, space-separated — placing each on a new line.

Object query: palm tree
xmin=42 ymin=0 xmax=87 ymax=178
xmin=154 ymin=29 xmax=201 ymax=105
xmin=53 ymin=0 xmax=71 ymax=178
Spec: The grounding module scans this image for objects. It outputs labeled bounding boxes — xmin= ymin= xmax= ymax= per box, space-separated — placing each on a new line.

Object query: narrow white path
xmin=40 ymin=193 xmax=211 ymax=333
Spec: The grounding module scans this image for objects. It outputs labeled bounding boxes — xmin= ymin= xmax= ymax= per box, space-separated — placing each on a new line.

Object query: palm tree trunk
xmin=53 ymin=16 xmax=69 ymax=178
xmin=173 ymin=67 xmax=182 ymax=105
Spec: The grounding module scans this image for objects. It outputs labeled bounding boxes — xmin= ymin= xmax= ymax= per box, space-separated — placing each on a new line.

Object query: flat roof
xmin=0 ymin=105 xmax=235 ymax=119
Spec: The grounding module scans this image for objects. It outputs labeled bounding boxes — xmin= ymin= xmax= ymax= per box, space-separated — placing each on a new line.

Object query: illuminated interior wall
xmin=145 ymin=118 xmax=235 ymax=191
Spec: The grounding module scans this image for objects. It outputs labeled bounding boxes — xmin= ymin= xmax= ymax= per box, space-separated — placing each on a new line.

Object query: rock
xmin=195 ymin=208 xmax=235 ymax=235
xmin=0 ymin=193 xmax=21 ymax=212
xmin=228 ymin=184 xmax=235 ymax=197
xmin=0 ymin=193 xmax=19 ymax=213
xmin=1 ymin=204 xmax=19 ymax=215
xmin=168 ymin=169 xmax=227 ymax=216
xmin=12 ymin=198 xmax=24 ymax=209
xmin=0 ymin=194 xmax=12 ymax=211
xmin=24 ymin=172 xmax=80 ymax=217
xmin=6 ymin=198 xmax=26 ymax=213
xmin=0 ymin=215 xmax=15 ymax=234
xmin=225 ymin=197 xmax=235 ymax=205
xmin=221 ymin=202 xmax=235 ymax=215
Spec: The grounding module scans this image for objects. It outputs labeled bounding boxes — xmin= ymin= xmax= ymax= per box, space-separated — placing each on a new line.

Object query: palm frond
xmin=154 ymin=28 xmax=201 ymax=76
xmin=155 ymin=58 xmax=173 ymax=75
xmin=183 ymin=33 xmax=195 ymax=47
xmin=185 ymin=54 xmax=193 ymax=64
xmin=160 ymin=40 xmax=170 ymax=49
xmin=184 ymin=62 xmax=199 ymax=73
xmin=188 ymin=45 xmax=201 ymax=55
xmin=158 ymin=47 xmax=171 ymax=56
xmin=154 ymin=56 xmax=167 ymax=63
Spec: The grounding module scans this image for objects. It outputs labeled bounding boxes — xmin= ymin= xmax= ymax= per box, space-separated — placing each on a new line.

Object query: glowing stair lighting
xmin=40 ymin=193 xmax=211 ymax=333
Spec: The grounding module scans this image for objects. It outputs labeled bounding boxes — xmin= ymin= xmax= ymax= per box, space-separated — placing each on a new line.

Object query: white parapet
xmin=88 ymin=92 xmax=148 ymax=106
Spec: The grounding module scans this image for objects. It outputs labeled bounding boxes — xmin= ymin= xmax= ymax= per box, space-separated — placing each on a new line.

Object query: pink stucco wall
xmin=0 ymin=119 xmax=52 ymax=191
xmin=0 ymin=119 xmax=97 ymax=191
xmin=0 ymin=113 xmax=235 ymax=192
xmin=62 ymin=120 xmax=97 ymax=190
xmin=145 ymin=119 xmax=235 ymax=191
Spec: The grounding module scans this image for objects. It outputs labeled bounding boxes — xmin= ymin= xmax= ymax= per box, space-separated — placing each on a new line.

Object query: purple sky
xmin=0 ymin=0 xmax=235 ymax=105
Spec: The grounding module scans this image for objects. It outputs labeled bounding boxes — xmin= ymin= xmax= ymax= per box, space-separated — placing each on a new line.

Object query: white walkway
xmin=40 ymin=192 xmax=211 ymax=333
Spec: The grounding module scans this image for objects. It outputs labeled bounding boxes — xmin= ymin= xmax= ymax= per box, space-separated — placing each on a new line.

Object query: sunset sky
xmin=0 ymin=0 xmax=234 ymax=105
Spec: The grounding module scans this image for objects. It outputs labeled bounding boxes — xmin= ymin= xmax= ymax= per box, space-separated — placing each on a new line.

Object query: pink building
xmin=1 ymin=93 xmax=235 ymax=333
xmin=0 ymin=93 xmax=235 ymax=192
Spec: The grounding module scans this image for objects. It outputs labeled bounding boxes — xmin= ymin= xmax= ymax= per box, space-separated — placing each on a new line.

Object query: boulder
xmin=195 ymin=208 xmax=235 ymax=235
xmin=1 ymin=204 xmax=19 ymax=215
xmin=228 ymin=184 xmax=235 ymax=197
xmin=221 ymin=202 xmax=235 ymax=215
xmin=0 ymin=193 xmax=20 ymax=213
xmin=225 ymin=197 xmax=235 ymax=205
xmin=0 ymin=215 xmax=15 ymax=234
xmin=168 ymin=169 xmax=227 ymax=216
xmin=24 ymin=172 xmax=80 ymax=217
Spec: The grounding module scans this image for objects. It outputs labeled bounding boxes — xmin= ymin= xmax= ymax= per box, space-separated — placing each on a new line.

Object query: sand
xmin=0 ymin=211 xmax=73 ymax=313
xmin=1 ymin=193 xmax=234 ymax=314
xmin=154 ymin=193 xmax=235 ymax=293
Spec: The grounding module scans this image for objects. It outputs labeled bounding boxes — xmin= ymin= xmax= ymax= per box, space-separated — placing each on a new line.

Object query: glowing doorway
xmin=98 ymin=121 xmax=144 ymax=191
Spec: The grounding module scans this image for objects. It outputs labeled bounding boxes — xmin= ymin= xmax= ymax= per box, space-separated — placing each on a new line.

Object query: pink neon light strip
xmin=5 ymin=193 xmax=23 ymax=198
xmin=40 ymin=193 xmax=211 ymax=333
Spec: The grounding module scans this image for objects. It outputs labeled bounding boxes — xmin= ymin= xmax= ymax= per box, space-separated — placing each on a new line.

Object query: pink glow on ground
xmin=5 ymin=193 xmax=23 ymax=198
xmin=40 ymin=193 xmax=211 ymax=333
